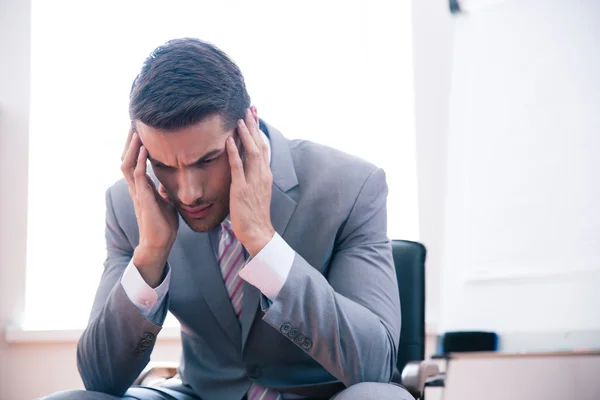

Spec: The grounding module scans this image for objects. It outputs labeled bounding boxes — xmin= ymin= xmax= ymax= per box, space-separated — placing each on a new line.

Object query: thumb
xmin=227 ymin=136 xmax=246 ymax=185
xmin=157 ymin=183 xmax=169 ymax=200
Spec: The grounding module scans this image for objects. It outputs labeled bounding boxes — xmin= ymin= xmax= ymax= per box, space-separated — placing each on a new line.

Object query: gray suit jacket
xmin=77 ymin=121 xmax=401 ymax=399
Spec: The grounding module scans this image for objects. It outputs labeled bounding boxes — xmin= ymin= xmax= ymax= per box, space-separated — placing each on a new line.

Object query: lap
xmin=44 ymin=381 xmax=413 ymax=400
xmin=41 ymin=389 xmax=122 ymax=400
xmin=41 ymin=381 xmax=200 ymax=400
xmin=331 ymin=382 xmax=415 ymax=400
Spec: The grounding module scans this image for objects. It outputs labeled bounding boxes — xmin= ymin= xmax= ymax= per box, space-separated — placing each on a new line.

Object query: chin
xmin=181 ymin=211 xmax=227 ymax=233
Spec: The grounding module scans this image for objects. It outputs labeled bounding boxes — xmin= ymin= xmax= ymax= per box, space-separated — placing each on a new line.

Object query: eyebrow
xmin=148 ymin=148 xmax=223 ymax=168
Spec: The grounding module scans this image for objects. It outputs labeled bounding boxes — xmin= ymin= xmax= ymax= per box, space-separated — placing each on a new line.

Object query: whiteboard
xmin=440 ymin=0 xmax=600 ymax=336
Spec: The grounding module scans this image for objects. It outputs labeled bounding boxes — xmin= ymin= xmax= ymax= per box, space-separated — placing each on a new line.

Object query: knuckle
xmin=133 ymin=168 xmax=144 ymax=179
xmin=232 ymin=186 xmax=244 ymax=196
xmin=247 ymin=147 xmax=260 ymax=157
xmin=231 ymin=157 xmax=242 ymax=168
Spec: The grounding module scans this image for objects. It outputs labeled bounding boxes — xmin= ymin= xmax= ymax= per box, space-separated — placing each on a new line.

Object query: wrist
xmin=244 ymin=229 xmax=275 ymax=258
xmin=133 ymin=244 xmax=170 ymax=288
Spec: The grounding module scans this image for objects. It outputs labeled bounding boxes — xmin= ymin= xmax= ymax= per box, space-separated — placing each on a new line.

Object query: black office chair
xmin=392 ymin=240 xmax=439 ymax=399
xmin=136 ymin=240 xmax=439 ymax=399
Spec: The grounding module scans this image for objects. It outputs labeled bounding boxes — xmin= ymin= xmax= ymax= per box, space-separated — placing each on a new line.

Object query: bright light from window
xmin=26 ymin=0 xmax=417 ymax=330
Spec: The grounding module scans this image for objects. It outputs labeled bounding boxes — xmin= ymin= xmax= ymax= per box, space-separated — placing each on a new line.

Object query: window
xmin=25 ymin=0 xmax=418 ymax=330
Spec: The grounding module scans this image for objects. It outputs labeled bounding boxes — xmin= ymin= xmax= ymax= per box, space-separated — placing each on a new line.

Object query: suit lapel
xmin=240 ymin=121 xmax=299 ymax=350
xmin=175 ymin=222 xmax=242 ymax=350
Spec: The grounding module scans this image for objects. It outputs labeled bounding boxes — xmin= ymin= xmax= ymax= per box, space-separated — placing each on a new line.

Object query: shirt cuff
xmin=239 ymin=233 xmax=294 ymax=302
xmin=121 ymin=260 xmax=170 ymax=320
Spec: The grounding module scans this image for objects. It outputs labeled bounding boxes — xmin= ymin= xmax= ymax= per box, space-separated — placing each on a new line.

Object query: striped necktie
xmin=218 ymin=219 xmax=282 ymax=400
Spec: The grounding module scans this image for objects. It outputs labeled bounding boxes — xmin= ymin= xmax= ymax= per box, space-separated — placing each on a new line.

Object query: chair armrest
xmin=401 ymin=360 xmax=440 ymax=399
xmin=134 ymin=361 xmax=179 ymax=387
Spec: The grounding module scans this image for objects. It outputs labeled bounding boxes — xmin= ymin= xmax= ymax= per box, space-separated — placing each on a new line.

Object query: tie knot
xmin=221 ymin=217 xmax=233 ymax=234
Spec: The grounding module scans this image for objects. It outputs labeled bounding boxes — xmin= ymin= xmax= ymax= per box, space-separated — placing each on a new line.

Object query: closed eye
xmin=197 ymin=155 xmax=220 ymax=165
xmin=148 ymin=150 xmax=222 ymax=170
xmin=153 ymin=162 xmax=173 ymax=170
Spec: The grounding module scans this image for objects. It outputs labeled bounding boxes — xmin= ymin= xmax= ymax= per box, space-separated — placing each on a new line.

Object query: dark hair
xmin=129 ymin=38 xmax=251 ymax=131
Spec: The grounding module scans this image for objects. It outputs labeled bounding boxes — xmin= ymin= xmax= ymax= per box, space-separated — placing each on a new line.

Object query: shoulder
xmin=285 ymin=138 xmax=388 ymax=232
xmin=278 ymin=135 xmax=389 ymax=258
xmin=106 ymin=178 xmax=132 ymax=206
xmin=288 ymin=138 xmax=386 ymax=194
xmin=105 ymin=178 xmax=136 ymax=225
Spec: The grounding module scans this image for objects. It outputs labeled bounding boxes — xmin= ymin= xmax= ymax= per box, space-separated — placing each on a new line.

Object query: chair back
xmin=392 ymin=240 xmax=426 ymax=373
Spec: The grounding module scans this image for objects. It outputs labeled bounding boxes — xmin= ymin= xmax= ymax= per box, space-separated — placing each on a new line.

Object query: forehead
xmin=135 ymin=115 xmax=233 ymax=163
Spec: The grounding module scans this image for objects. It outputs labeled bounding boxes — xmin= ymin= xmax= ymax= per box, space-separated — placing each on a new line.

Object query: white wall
xmin=24 ymin=0 xmax=420 ymax=331
xmin=412 ymin=0 xmax=455 ymax=327
xmin=0 ymin=1 xmax=179 ymax=399
xmin=0 ymin=0 xmax=32 ymax=396
xmin=440 ymin=0 xmax=600 ymax=345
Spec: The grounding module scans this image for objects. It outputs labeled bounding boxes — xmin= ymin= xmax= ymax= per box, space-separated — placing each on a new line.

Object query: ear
xmin=250 ymin=105 xmax=259 ymax=125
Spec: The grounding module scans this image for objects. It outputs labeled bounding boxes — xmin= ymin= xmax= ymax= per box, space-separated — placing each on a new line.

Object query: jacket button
xmin=140 ymin=339 xmax=152 ymax=348
xmin=280 ymin=323 xmax=292 ymax=334
xmin=134 ymin=348 xmax=144 ymax=356
xmin=143 ymin=332 xmax=155 ymax=341
xmin=247 ymin=364 xmax=262 ymax=379
xmin=288 ymin=328 xmax=298 ymax=339
xmin=294 ymin=334 xmax=305 ymax=345
xmin=302 ymin=339 xmax=313 ymax=350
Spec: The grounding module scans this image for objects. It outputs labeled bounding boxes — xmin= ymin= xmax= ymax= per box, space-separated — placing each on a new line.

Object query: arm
xmin=226 ymin=111 xmax=400 ymax=386
xmin=121 ymin=260 xmax=171 ymax=323
xmin=262 ymin=168 xmax=400 ymax=386
xmin=76 ymin=186 xmax=169 ymax=395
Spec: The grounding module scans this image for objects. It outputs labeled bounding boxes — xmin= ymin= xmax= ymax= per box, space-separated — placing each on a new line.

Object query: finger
xmin=245 ymin=108 xmax=261 ymax=145
xmin=146 ymin=175 xmax=158 ymax=192
xmin=237 ymin=118 xmax=260 ymax=164
xmin=121 ymin=127 xmax=134 ymax=161
xmin=121 ymin=132 xmax=142 ymax=191
xmin=133 ymin=146 xmax=154 ymax=202
xmin=150 ymin=178 xmax=171 ymax=204
xmin=146 ymin=179 xmax=173 ymax=205
xmin=245 ymin=108 xmax=269 ymax=166
xmin=226 ymin=136 xmax=246 ymax=185
xmin=157 ymin=183 xmax=169 ymax=200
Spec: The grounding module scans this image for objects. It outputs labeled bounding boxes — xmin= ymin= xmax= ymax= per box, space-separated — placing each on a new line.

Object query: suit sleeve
xmin=76 ymin=186 xmax=168 ymax=396
xmin=262 ymin=168 xmax=401 ymax=387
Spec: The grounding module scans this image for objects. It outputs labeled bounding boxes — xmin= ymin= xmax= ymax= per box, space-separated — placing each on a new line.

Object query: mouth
xmin=181 ymin=203 xmax=214 ymax=219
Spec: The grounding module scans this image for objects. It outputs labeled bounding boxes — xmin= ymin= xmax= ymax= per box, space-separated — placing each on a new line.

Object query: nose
xmin=177 ymin=169 xmax=204 ymax=206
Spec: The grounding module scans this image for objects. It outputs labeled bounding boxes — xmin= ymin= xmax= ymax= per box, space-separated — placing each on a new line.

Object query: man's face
xmin=135 ymin=114 xmax=235 ymax=232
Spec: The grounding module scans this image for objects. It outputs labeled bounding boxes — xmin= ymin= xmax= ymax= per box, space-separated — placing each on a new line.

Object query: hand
xmin=226 ymin=109 xmax=275 ymax=257
xmin=121 ymin=128 xmax=179 ymax=287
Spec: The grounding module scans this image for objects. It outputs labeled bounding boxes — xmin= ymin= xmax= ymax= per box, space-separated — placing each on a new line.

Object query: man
xmin=46 ymin=38 xmax=412 ymax=400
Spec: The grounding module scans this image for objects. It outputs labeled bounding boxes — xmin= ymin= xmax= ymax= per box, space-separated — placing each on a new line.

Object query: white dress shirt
xmin=121 ymin=129 xmax=295 ymax=322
